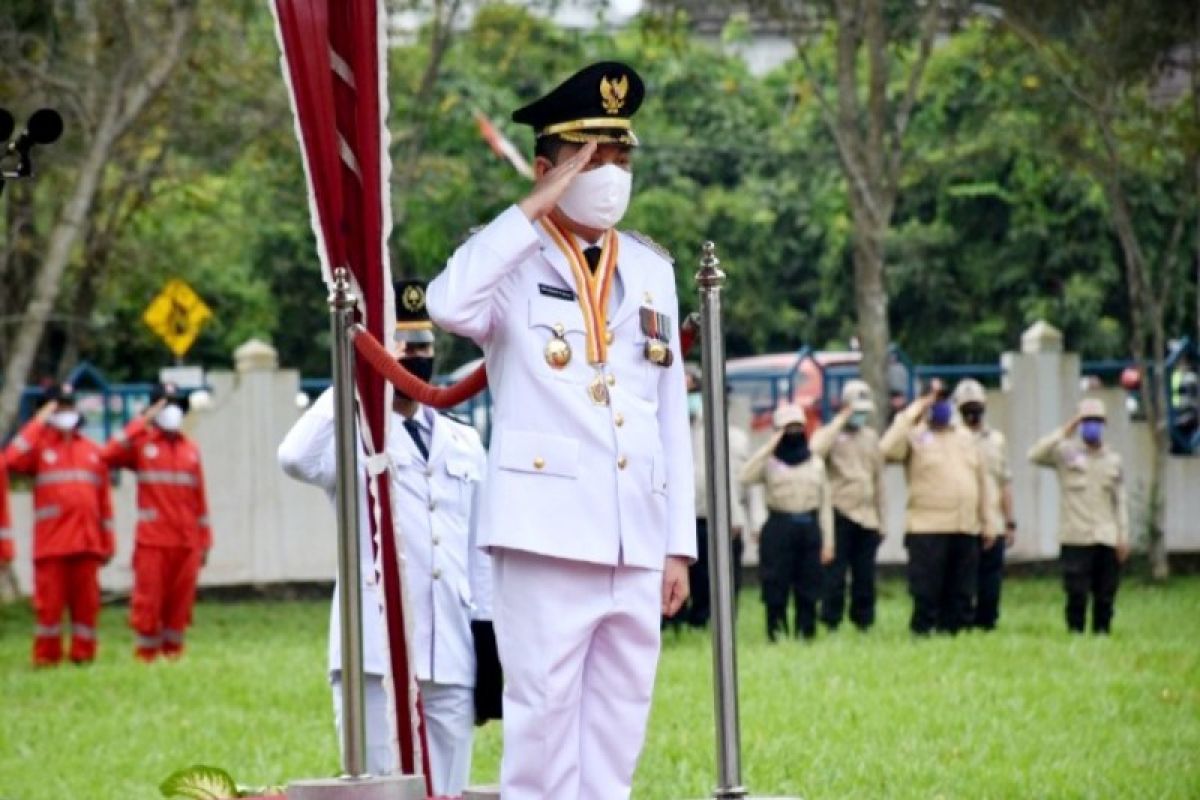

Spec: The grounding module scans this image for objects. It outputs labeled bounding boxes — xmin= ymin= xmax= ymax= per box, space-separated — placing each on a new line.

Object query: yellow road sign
xmin=142 ymin=279 xmax=213 ymax=357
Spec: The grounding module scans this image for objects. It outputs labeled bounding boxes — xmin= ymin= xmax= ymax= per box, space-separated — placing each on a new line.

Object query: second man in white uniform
xmin=278 ymin=280 xmax=490 ymax=795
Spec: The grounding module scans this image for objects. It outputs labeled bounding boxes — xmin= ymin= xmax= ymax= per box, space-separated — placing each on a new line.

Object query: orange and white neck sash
xmin=541 ymin=218 xmax=619 ymax=365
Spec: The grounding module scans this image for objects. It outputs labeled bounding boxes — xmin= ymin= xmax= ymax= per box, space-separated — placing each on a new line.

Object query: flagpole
xmin=330 ymin=267 xmax=368 ymax=778
xmin=287 ymin=270 xmax=425 ymax=800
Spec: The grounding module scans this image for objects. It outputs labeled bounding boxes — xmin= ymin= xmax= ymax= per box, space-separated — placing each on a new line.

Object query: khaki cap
xmin=773 ymin=403 xmax=806 ymax=430
xmin=841 ymin=379 xmax=874 ymax=413
xmin=953 ymin=379 xmax=987 ymax=407
xmin=1078 ymin=397 xmax=1107 ymax=420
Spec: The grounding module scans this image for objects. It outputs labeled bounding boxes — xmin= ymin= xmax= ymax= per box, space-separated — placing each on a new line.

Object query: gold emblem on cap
xmin=402 ymin=284 xmax=425 ymax=312
xmin=545 ymin=324 xmax=572 ymax=370
xmin=600 ymin=75 xmax=629 ymax=115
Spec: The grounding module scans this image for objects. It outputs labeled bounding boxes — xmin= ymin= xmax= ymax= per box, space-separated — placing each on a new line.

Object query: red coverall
xmin=0 ymin=454 xmax=12 ymax=563
xmin=5 ymin=420 xmax=114 ymax=665
xmin=101 ymin=418 xmax=210 ymax=661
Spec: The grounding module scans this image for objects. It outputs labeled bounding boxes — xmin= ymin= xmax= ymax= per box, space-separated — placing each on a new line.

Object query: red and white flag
xmin=474 ymin=108 xmax=534 ymax=179
xmin=270 ymin=0 xmax=429 ymax=787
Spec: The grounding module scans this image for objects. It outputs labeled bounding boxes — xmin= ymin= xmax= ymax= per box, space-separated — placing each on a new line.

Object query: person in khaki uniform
xmin=881 ymin=380 xmax=996 ymax=635
xmin=953 ymin=379 xmax=1015 ymax=630
xmin=814 ymin=379 xmax=887 ymax=632
xmin=1029 ymin=398 xmax=1130 ymax=634
xmin=666 ymin=367 xmax=750 ymax=629
xmin=740 ymin=404 xmax=833 ymax=641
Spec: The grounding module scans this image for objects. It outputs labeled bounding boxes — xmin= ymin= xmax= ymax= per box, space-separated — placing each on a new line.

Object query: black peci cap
xmin=42 ymin=383 xmax=77 ymax=407
xmin=512 ymin=61 xmax=644 ymax=147
xmin=394 ymin=279 xmax=435 ymax=345
xmin=150 ymin=382 xmax=190 ymax=413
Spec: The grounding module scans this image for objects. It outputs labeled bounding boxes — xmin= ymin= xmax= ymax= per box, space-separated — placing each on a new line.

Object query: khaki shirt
xmin=880 ymin=405 xmax=994 ymax=537
xmin=810 ymin=417 xmax=886 ymax=531
xmin=691 ymin=414 xmax=749 ymax=530
xmin=739 ymin=433 xmax=833 ymax=549
xmin=972 ymin=427 xmax=1011 ymax=537
xmin=1028 ymin=428 xmax=1129 ymax=547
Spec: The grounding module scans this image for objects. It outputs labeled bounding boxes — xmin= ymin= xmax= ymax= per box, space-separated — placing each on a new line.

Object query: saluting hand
xmin=1064 ymin=413 xmax=1084 ymax=436
xmin=518 ymin=141 xmax=597 ymax=222
xmin=142 ymin=398 xmax=168 ymax=421
xmin=35 ymin=400 xmax=57 ymax=422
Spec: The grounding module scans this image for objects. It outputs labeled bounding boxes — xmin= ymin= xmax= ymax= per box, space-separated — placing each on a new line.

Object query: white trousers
xmin=419 ymin=679 xmax=475 ymax=797
xmin=493 ymin=549 xmax=663 ymax=800
xmin=331 ymin=673 xmax=474 ymax=796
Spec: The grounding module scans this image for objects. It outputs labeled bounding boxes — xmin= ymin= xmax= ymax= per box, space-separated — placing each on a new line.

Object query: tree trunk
xmin=1103 ymin=174 xmax=1170 ymax=580
xmin=850 ymin=205 xmax=892 ymax=424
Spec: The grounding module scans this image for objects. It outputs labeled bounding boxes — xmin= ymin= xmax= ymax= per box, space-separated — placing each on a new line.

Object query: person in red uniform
xmin=5 ymin=384 xmax=114 ymax=666
xmin=102 ymin=383 xmax=211 ymax=661
xmin=0 ymin=449 xmax=18 ymax=602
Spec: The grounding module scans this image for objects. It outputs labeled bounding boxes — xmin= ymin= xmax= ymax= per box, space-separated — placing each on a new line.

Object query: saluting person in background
xmin=102 ymin=383 xmax=211 ymax=661
xmin=1029 ymin=398 xmax=1129 ymax=634
xmin=740 ymin=404 xmax=833 ymax=642
xmin=279 ymin=280 xmax=492 ymax=795
xmin=954 ymin=379 xmax=1015 ymax=630
xmin=5 ymin=385 xmax=114 ymax=665
xmin=881 ymin=380 xmax=995 ymax=636
xmin=814 ymin=379 xmax=887 ymax=633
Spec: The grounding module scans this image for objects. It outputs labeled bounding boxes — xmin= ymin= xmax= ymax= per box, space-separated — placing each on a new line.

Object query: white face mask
xmin=49 ymin=410 xmax=80 ymax=431
xmin=556 ymin=163 xmax=632 ymax=231
xmin=155 ymin=404 xmax=184 ymax=432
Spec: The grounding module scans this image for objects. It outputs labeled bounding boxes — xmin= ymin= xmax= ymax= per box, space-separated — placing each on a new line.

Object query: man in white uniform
xmin=426 ymin=61 xmax=695 ymax=800
xmin=278 ymin=280 xmax=490 ymax=795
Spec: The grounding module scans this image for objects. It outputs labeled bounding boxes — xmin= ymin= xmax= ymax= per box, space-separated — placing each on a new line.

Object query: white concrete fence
xmin=6 ymin=323 xmax=1199 ymax=594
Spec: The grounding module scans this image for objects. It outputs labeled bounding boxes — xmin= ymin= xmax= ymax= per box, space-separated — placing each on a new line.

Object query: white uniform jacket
xmin=277 ymin=389 xmax=491 ymax=687
xmin=427 ymin=205 xmax=696 ymax=569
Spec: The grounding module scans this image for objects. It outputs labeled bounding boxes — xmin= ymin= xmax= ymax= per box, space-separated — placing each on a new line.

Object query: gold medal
xmin=645 ymin=339 xmax=670 ymax=366
xmin=588 ymin=373 xmax=610 ymax=406
xmin=545 ymin=324 xmax=572 ymax=370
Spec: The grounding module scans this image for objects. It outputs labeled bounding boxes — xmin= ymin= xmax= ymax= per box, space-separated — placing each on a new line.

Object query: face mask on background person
xmin=929 ymin=400 xmax=954 ymax=427
xmin=49 ymin=410 xmax=80 ymax=431
xmin=960 ymin=406 xmax=984 ymax=427
xmin=396 ymin=355 xmax=435 ymax=402
xmin=155 ymin=404 xmax=184 ymax=432
xmin=849 ymin=410 xmax=869 ymax=429
xmin=773 ymin=430 xmax=811 ymax=465
xmin=1080 ymin=419 xmax=1105 ymax=445
xmin=687 ymin=392 xmax=702 ymax=418
xmin=557 ymin=164 xmax=632 ymax=231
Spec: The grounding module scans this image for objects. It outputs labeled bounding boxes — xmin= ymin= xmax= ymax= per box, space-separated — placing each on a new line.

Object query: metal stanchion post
xmin=696 ymin=242 xmax=747 ymax=800
xmin=287 ymin=268 xmax=425 ymax=800
xmin=692 ymin=243 xmax=800 ymax=800
xmin=330 ymin=267 xmax=368 ymax=778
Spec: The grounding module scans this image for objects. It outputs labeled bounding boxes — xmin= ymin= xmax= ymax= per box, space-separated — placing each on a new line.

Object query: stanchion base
xmin=286 ymin=774 xmax=426 ymax=800
xmin=463 ymin=786 xmax=500 ymax=799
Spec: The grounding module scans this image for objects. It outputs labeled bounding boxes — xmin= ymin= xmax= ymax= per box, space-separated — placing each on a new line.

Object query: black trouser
xmin=759 ymin=511 xmax=823 ymax=640
xmin=1061 ymin=544 xmax=1120 ymax=634
xmin=665 ymin=518 xmax=745 ymax=629
xmin=973 ymin=537 xmax=1006 ymax=630
xmin=820 ymin=511 xmax=881 ymax=631
xmin=904 ymin=532 xmax=979 ymax=635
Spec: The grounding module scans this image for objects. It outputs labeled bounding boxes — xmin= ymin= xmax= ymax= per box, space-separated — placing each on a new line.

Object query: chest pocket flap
xmin=528 ymin=295 xmax=586 ymax=335
xmin=445 ymin=456 xmax=481 ymax=482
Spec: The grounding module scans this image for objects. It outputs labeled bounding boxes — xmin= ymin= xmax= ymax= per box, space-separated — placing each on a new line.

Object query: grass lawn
xmin=1 ymin=576 xmax=1198 ymax=799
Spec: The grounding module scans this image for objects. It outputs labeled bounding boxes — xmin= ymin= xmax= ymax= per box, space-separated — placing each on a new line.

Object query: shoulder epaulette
xmin=438 ymin=409 xmax=473 ymax=428
xmin=626 ymin=230 xmax=674 ymax=263
xmin=457 ymin=224 xmax=486 ymax=246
